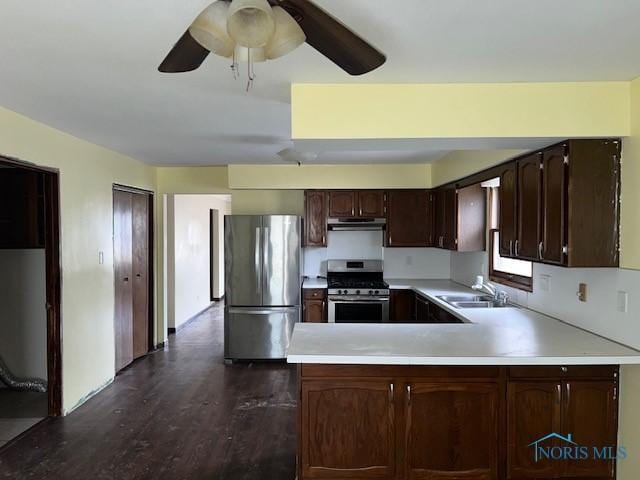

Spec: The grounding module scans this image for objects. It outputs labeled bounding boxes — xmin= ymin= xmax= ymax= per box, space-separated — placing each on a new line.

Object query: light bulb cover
xmin=234 ymin=45 xmax=267 ymax=63
xmin=227 ymin=0 xmax=275 ymax=48
xmin=265 ymin=6 xmax=306 ymax=59
xmin=189 ymin=1 xmax=234 ymax=58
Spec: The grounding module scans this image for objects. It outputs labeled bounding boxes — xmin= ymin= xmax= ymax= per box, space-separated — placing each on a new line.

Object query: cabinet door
xmin=303 ymin=299 xmax=326 ymax=323
xmin=304 ymin=191 xmax=327 ymax=247
xmin=329 ymin=191 xmax=357 ymax=217
xmin=541 ymin=145 xmax=567 ymax=265
xmin=434 ymin=189 xmax=446 ymax=248
xmin=507 ymin=382 xmax=562 ymax=479
xmin=131 ymin=193 xmax=150 ymax=359
xmin=405 ymin=383 xmax=500 ymax=480
xmin=386 ymin=190 xmax=430 ymax=247
xmin=442 ymin=188 xmax=458 ymax=250
xmin=517 ymin=153 xmax=543 ymax=260
xmin=390 ymin=289 xmax=416 ymax=322
xmin=300 ymin=380 xmax=396 ymax=479
xmin=562 ymin=381 xmax=617 ymax=478
xmin=415 ymin=295 xmax=430 ymax=323
xmin=499 ymin=163 xmax=518 ymax=257
xmin=358 ymin=190 xmax=385 ymax=217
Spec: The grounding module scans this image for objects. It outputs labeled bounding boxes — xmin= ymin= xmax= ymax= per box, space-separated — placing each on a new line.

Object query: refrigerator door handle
xmin=262 ymin=225 xmax=270 ymax=294
xmin=255 ymin=227 xmax=261 ymax=294
xmin=227 ymin=307 xmax=299 ymax=315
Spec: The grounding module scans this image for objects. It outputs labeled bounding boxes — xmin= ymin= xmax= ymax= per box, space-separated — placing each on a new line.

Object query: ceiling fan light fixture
xmin=265 ymin=6 xmax=306 ymax=59
xmin=227 ymin=0 xmax=275 ymax=48
xmin=189 ymin=1 xmax=234 ymax=58
xmin=234 ymin=45 xmax=267 ymax=62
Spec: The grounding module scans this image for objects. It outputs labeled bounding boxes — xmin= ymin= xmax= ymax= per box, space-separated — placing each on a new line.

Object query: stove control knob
xmin=368 ymin=290 xmax=374 ymax=295
xmin=356 ymin=290 xmax=360 ymax=295
xmin=374 ymin=290 xmax=379 ymax=294
xmin=339 ymin=290 xmax=344 ymax=295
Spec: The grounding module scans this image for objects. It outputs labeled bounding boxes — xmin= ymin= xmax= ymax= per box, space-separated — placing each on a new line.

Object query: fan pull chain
xmin=246 ymin=49 xmax=255 ymax=92
xmin=230 ymin=49 xmax=239 ymax=80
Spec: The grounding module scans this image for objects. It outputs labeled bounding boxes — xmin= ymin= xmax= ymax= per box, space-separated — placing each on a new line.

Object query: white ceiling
xmin=1 ymin=0 xmax=639 ymax=166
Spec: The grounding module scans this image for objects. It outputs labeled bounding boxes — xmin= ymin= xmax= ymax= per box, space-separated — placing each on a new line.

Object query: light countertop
xmin=288 ymin=279 xmax=640 ymax=366
xmin=302 ymin=277 xmax=328 ymax=289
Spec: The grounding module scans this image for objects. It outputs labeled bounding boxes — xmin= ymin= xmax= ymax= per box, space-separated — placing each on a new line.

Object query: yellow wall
xmin=292 ymin=83 xmax=630 ymax=140
xmin=231 ymin=190 xmax=305 ymax=215
xmin=0 ymin=106 xmax=156 ymax=414
xmin=621 ymin=76 xmax=640 ymax=270
xmin=431 ymin=149 xmax=526 ymax=187
xmin=228 ymin=164 xmax=432 ymax=189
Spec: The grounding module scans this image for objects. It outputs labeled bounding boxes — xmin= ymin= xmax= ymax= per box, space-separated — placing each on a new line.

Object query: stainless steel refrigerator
xmin=224 ymin=215 xmax=302 ymax=361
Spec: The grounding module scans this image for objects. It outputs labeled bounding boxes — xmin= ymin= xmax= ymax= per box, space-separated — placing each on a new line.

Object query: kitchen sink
xmin=436 ymin=295 xmax=514 ymax=309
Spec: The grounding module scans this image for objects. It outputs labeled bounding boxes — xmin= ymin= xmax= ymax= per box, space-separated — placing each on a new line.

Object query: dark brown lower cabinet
xmin=298 ymin=365 xmax=619 ymax=480
xmin=303 ymin=289 xmax=327 ymax=322
xmin=406 ymin=383 xmax=500 ymax=480
xmin=300 ymin=379 xmax=397 ymax=479
xmin=390 ymin=290 xmax=416 ymax=322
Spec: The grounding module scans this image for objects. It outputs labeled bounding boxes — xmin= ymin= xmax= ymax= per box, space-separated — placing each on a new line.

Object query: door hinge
xmin=562 ymin=245 xmax=568 ymax=255
xmin=563 ymin=155 xmax=569 ymax=165
xmin=539 ymin=162 xmax=544 ymax=170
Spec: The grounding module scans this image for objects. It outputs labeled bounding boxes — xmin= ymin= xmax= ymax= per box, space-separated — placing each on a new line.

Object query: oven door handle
xmin=329 ymin=297 xmax=390 ymax=303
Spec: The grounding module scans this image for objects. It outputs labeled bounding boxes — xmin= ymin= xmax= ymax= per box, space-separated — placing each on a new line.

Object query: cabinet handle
xmin=538 ymin=241 xmax=544 ymax=260
xmin=515 ymin=239 xmax=519 ymax=257
xmin=389 ymin=383 xmax=394 ymax=402
xmin=561 ymin=366 xmax=568 ymax=373
xmin=406 ymin=384 xmax=411 ymax=404
xmin=509 ymin=240 xmax=513 ymax=256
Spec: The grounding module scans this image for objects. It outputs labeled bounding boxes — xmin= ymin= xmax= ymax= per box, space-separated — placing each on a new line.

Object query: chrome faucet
xmin=471 ymin=276 xmax=509 ymax=305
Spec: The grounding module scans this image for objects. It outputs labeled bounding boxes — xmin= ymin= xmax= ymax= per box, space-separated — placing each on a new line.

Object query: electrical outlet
xmin=539 ymin=275 xmax=551 ymax=292
xmin=98 ymin=251 xmax=104 ymax=265
xmin=617 ymin=291 xmax=628 ymax=313
xmin=405 ymin=255 xmax=413 ymax=266
xmin=578 ymin=283 xmax=587 ymax=302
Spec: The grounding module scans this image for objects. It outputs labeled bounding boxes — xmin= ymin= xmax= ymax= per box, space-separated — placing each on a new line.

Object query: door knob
xmin=123 ymin=277 xmax=129 ymax=282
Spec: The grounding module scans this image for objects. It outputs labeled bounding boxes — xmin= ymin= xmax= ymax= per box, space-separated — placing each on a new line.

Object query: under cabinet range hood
xmin=327 ymin=217 xmax=386 ymax=231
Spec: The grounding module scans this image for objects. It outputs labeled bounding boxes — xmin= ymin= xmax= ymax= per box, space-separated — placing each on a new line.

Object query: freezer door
xmin=224 ymin=216 xmax=263 ymax=306
xmin=224 ymin=306 xmax=299 ymax=360
xmin=261 ymin=215 xmax=301 ymax=306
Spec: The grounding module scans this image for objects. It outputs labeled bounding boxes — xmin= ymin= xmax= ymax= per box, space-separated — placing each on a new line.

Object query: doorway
xmin=0 ymin=155 xmax=62 ymax=447
xmin=112 ymin=185 xmax=154 ymax=372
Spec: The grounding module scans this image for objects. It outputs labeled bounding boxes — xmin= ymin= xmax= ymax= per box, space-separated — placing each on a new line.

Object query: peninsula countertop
xmin=288 ymin=279 xmax=640 ymax=365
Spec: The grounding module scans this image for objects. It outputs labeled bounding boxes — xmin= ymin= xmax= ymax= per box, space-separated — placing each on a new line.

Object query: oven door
xmin=328 ymin=296 xmax=390 ymax=323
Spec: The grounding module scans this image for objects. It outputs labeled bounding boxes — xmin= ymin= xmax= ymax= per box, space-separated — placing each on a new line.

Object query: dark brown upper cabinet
xmin=304 ymin=190 xmax=328 ymax=247
xmin=358 ymin=190 xmax=385 ymax=217
xmin=329 ymin=190 xmax=385 ymax=218
xmin=386 ymin=190 xmax=431 ymax=247
xmin=498 ymin=162 xmax=518 ymax=257
xmin=328 ymin=190 xmax=357 ymax=217
xmin=501 ymin=139 xmax=621 ymax=267
xmin=434 ymin=184 xmax=486 ymax=252
xmin=516 ymin=152 xmax=543 ymax=261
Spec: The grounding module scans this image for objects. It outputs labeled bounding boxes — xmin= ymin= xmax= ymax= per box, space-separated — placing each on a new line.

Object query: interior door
xmin=225 ymin=216 xmax=263 ymax=306
xmin=113 ymin=189 xmax=134 ymax=371
xmin=262 ymin=215 xmax=300 ymax=307
xmin=131 ymin=193 xmax=149 ymax=359
xmin=541 ymin=145 xmax=567 ymax=264
xmin=517 ymin=153 xmax=543 ymax=260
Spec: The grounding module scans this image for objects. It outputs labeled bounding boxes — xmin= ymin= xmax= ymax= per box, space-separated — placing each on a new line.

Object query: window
xmin=485 ymin=182 xmax=533 ymax=292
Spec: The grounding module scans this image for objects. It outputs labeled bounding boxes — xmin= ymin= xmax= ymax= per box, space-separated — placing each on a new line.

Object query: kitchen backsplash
xmin=303 ymin=230 xmax=451 ymax=279
xmin=450 ymin=250 xmax=640 ymax=351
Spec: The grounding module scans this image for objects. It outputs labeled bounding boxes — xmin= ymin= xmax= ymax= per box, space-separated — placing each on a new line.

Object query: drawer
xmin=303 ymin=288 xmax=327 ymax=300
xmin=301 ymin=364 xmax=501 ymax=379
xmin=508 ymin=365 xmax=618 ymax=379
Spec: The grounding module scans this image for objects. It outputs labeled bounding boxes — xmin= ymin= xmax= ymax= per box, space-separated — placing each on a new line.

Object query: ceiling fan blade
xmin=278 ymin=0 xmax=386 ymax=75
xmin=158 ymin=31 xmax=210 ymax=73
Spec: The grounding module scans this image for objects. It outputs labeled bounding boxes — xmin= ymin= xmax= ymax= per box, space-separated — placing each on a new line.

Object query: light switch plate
xmin=578 ymin=283 xmax=587 ymax=302
xmin=617 ymin=291 xmax=628 ymax=313
xmin=98 ymin=251 xmax=104 ymax=265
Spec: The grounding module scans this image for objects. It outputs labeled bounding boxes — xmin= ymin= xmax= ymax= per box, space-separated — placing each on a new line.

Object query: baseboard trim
xmin=212 ymin=294 xmax=225 ymax=302
xmin=63 ymin=376 xmax=114 ymax=416
xmin=168 ymin=303 xmax=215 ymax=335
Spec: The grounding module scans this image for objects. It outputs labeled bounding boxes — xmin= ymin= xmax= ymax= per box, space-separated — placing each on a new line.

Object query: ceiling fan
xmin=158 ymin=0 xmax=386 ymax=78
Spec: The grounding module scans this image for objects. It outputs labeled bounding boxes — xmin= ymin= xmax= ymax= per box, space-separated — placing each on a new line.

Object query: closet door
xmin=113 ymin=189 xmax=134 ymax=371
xmin=132 ymin=193 xmax=150 ymax=359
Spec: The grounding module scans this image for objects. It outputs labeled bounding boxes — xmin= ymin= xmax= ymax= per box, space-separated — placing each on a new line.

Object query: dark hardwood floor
xmin=0 ymin=303 xmax=297 ymax=480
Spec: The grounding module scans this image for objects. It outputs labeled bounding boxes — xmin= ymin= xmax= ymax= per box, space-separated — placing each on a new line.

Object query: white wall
xmin=303 ymin=230 xmax=451 ymax=279
xmin=0 ymin=249 xmax=47 ymax=380
xmin=450 ymin=251 xmax=640 ymax=350
xmin=168 ymin=194 xmax=231 ymax=330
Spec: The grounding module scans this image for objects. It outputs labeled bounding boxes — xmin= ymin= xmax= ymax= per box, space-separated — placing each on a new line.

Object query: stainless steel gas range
xmin=327 ymin=260 xmax=390 ymax=323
